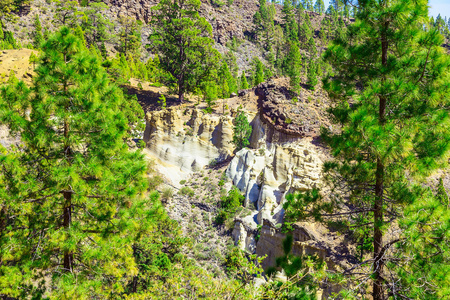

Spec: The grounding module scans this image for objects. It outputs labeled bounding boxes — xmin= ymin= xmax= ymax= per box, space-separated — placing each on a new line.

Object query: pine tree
xmin=118 ymin=16 xmax=141 ymax=61
xmin=306 ymin=59 xmax=317 ymax=90
xmin=240 ymin=71 xmax=249 ymax=90
xmin=314 ymin=0 xmax=325 ymax=14
xmin=149 ymin=0 xmax=220 ymax=102
xmin=286 ymin=42 xmax=302 ymax=92
xmin=253 ymin=0 xmax=276 ymax=50
xmin=81 ymin=2 xmax=112 ymax=49
xmin=1 ymin=0 xmax=30 ymax=23
xmin=282 ymin=0 xmax=298 ymax=42
xmin=288 ymin=0 xmax=450 ymax=299
xmin=436 ymin=178 xmax=449 ymax=206
xmin=398 ymin=184 xmax=450 ymax=299
xmin=28 ymin=51 xmax=38 ymax=69
xmin=252 ymin=57 xmax=265 ymax=86
xmin=232 ymin=110 xmax=252 ymax=150
xmin=54 ymin=0 xmax=79 ymax=27
xmin=298 ymin=12 xmax=313 ymax=44
xmin=100 ymin=41 xmax=107 ymax=59
xmin=0 ymin=27 xmax=148 ymax=297
xmin=218 ymin=60 xmax=237 ymax=98
xmin=31 ymin=14 xmax=43 ymax=49
xmin=329 ymin=0 xmax=342 ymax=13
xmin=307 ymin=36 xmax=317 ymax=57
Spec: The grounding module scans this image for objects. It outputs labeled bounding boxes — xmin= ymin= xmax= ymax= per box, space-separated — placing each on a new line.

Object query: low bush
xmin=179 ymin=187 xmax=195 ymax=197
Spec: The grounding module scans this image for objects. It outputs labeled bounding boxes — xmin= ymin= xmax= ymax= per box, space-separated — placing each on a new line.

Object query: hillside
xmin=0 ymin=1 xmax=450 ymax=300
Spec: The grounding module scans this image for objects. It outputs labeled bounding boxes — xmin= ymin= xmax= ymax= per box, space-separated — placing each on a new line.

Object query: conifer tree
xmin=298 ymin=12 xmax=313 ymax=44
xmin=232 ymin=110 xmax=252 ymax=151
xmin=31 ymin=14 xmax=43 ymax=49
xmin=314 ymin=0 xmax=325 ymax=14
xmin=218 ymin=60 xmax=237 ymax=97
xmin=81 ymin=2 xmax=112 ymax=49
xmin=28 ymin=51 xmax=37 ymax=69
xmin=398 ymin=183 xmax=450 ymax=299
xmin=282 ymin=0 xmax=298 ymax=42
xmin=118 ymin=16 xmax=142 ymax=61
xmin=240 ymin=71 xmax=249 ymax=90
xmin=318 ymin=0 xmax=450 ymax=298
xmin=253 ymin=0 xmax=276 ymax=50
xmin=53 ymin=0 xmax=79 ymax=27
xmin=286 ymin=42 xmax=302 ymax=92
xmin=307 ymin=36 xmax=317 ymax=57
xmin=285 ymin=1 xmax=450 ymax=299
xmin=1 ymin=0 xmax=29 ymax=23
xmin=0 ymin=27 xmax=147 ymax=297
xmin=306 ymin=59 xmax=317 ymax=90
xmin=149 ymin=0 xmax=220 ymax=102
xmin=329 ymin=0 xmax=342 ymax=13
xmin=252 ymin=57 xmax=265 ymax=86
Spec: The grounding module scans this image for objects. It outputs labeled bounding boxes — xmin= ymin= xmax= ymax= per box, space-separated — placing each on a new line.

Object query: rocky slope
xmin=138 ymin=76 xmax=352 ymax=275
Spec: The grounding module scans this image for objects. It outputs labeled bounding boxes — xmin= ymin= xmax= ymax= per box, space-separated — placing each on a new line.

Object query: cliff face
xmin=227 ymin=138 xmax=323 ymax=224
xmin=143 ymin=107 xmax=235 ymax=184
xmin=102 ymin=0 xmax=260 ymax=45
xmin=227 ymin=80 xmax=328 ymax=227
xmin=224 ymin=81 xmax=351 ymax=286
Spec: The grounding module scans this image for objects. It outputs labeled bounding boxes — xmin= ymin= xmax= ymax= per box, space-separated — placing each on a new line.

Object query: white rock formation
xmin=143 ymin=108 xmax=235 ymax=185
xmin=227 ymin=115 xmax=324 ymax=252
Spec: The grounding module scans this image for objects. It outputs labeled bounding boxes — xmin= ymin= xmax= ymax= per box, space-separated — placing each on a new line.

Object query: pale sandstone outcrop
xmin=227 ymin=131 xmax=323 ymax=226
xmin=143 ymin=108 xmax=235 ymax=184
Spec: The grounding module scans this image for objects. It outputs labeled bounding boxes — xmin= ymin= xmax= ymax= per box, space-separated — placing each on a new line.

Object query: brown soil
xmin=125 ymin=78 xmax=259 ymax=116
xmin=0 ymin=49 xmax=36 ymax=84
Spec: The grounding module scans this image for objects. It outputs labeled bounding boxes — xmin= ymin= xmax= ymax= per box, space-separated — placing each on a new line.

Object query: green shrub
xmin=179 ymin=187 xmax=195 ymax=197
xmin=232 ymin=110 xmax=252 ymax=150
xmin=149 ymin=175 xmax=164 ymax=190
xmin=221 ymin=186 xmax=244 ymax=211
xmin=215 ymin=209 xmax=228 ymax=225
xmin=158 ymin=94 xmax=167 ymax=110
xmin=162 ymin=188 xmax=174 ymax=200
xmin=179 ymin=180 xmax=186 ymax=185
xmin=215 ymin=186 xmax=244 ymax=225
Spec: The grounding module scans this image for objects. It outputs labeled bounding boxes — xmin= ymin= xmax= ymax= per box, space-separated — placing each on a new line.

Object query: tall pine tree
xmin=322 ymin=0 xmax=450 ymax=298
xmin=0 ymin=27 xmax=148 ymax=298
xmin=149 ymin=0 xmax=220 ymax=102
xmin=286 ymin=0 xmax=450 ymax=299
xmin=31 ymin=14 xmax=43 ymax=49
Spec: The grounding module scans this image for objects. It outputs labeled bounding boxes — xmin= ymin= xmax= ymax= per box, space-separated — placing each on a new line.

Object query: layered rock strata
xmin=143 ymin=107 xmax=235 ymax=183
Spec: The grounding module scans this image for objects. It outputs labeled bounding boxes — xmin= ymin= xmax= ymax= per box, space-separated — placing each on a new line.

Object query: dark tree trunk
xmin=373 ymin=158 xmax=384 ymax=300
xmin=63 ymin=191 xmax=73 ymax=272
xmin=373 ymin=21 xmax=389 ymax=300
xmin=178 ymin=79 xmax=184 ymax=103
xmin=62 ymin=116 xmax=73 ymax=272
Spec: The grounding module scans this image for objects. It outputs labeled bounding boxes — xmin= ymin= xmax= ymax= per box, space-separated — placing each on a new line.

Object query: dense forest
xmin=0 ymin=0 xmax=449 ymax=299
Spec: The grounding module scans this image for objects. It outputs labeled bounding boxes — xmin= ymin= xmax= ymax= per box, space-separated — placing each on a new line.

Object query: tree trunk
xmin=373 ymin=158 xmax=384 ymax=300
xmin=373 ymin=20 xmax=389 ymax=300
xmin=178 ymin=79 xmax=184 ymax=103
xmin=62 ymin=116 xmax=73 ymax=272
xmin=63 ymin=191 xmax=73 ymax=272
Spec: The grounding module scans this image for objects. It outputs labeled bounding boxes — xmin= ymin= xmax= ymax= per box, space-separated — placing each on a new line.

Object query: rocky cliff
xmin=102 ymin=0 xmax=262 ymax=44
xmin=227 ymin=80 xmax=328 ymax=227
xmin=143 ymin=106 xmax=236 ymax=184
xmin=224 ymin=81 xmax=356 ymax=288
